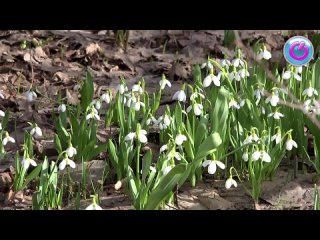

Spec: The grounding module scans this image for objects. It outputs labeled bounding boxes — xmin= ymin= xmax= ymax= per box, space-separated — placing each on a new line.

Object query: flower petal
xmin=208 ymin=161 xmax=217 ymax=174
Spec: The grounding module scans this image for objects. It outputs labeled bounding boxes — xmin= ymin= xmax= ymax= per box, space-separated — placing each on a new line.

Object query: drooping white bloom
xmin=30 ymin=126 xmax=42 ymax=137
xmin=66 ymin=146 xmax=77 ymax=158
xmin=302 ymin=87 xmax=318 ymax=97
xmin=0 ymin=123 xmax=2 ymax=131
xmin=159 ymin=77 xmax=171 ymax=90
xmin=132 ymin=84 xmax=143 ymax=94
xmin=86 ymin=107 xmax=100 ymax=121
xmin=160 ymin=144 xmax=168 ymax=153
xmin=254 ymin=88 xmax=265 ymax=104
xmin=303 ymin=99 xmax=312 ymax=114
xmin=101 ymin=93 xmax=111 ymax=104
xmin=257 ymin=49 xmax=272 ymax=60
xmin=187 ymin=103 xmax=203 ymax=116
xmin=232 ymin=58 xmax=245 ymax=68
xmin=133 ymin=100 xmax=145 ymax=111
xmin=2 ymin=133 xmax=15 ymax=146
xmin=282 ymin=71 xmax=301 ymax=81
xmin=59 ymin=156 xmax=76 ymax=171
xmin=21 ymin=157 xmax=37 ymax=170
xmin=265 ymin=94 xmax=279 ymax=107
xmin=25 ymin=90 xmax=37 ymax=102
xmin=124 ymin=129 xmax=148 ymax=143
xmin=86 ymin=203 xmax=103 ymax=210
xmin=190 ymin=92 xmax=205 ymax=101
xmin=296 ymin=66 xmax=303 ymax=74
xmin=146 ymin=116 xmax=157 ymax=126
xmin=0 ymin=110 xmax=5 ymax=117
xmin=117 ymin=84 xmax=128 ymax=94
xmin=252 ymin=150 xmax=271 ymax=162
xmin=220 ymin=59 xmax=231 ymax=67
xmin=172 ymin=90 xmax=187 ymax=102
xmin=286 ymin=139 xmax=298 ymax=151
xmin=242 ymin=152 xmax=249 ymax=162
xmin=58 ymin=104 xmax=66 ymax=113
xmin=163 ymin=166 xmax=173 ymax=176
xmin=175 ymin=134 xmax=187 ymax=145
xmin=238 ymin=68 xmax=250 ymax=79
xmin=203 ymin=73 xmax=221 ymax=87
xmin=229 ymin=99 xmax=243 ymax=110
xmin=201 ymin=61 xmax=213 ymax=69
xmin=150 ymin=166 xmax=156 ymax=173
xmin=271 ymin=132 xmax=282 ymax=144
xmin=126 ymin=95 xmax=137 ymax=108
xmin=268 ymin=111 xmax=284 ymax=120
xmin=202 ymin=160 xmax=225 ymax=175
xmin=243 ymin=133 xmax=259 ymax=145
xmin=225 ymin=177 xmax=238 ymax=189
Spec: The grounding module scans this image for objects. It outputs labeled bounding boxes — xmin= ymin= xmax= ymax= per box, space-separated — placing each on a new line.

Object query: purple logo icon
xmin=284 ymin=36 xmax=314 ymax=66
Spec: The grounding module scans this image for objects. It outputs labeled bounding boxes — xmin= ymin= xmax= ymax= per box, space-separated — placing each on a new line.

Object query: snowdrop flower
xmin=190 ymin=92 xmax=205 ymax=101
xmin=232 ymin=58 xmax=245 ymax=68
xmin=133 ymin=99 xmax=145 ymax=111
xmin=202 ymin=159 xmax=225 ymax=175
xmin=201 ymin=61 xmax=213 ymax=69
xmin=126 ymin=94 xmax=137 ymax=108
xmin=175 ymin=134 xmax=187 ymax=146
xmin=220 ymin=59 xmax=231 ymax=68
xmin=242 ymin=152 xmax=249 ymax=162
xmin=302 ymin=86 xmax=318 ymax=97
xmin=146 ymin=116 xmax=157 ymax=126
xmin=303 ymin=99 xmax=312 ymax=114
xmin=203 ymin=70 xmax=221 ymax=87
xmin=125 ymin=126 xmax=148 ymax=143
xmin=252 ymin=150 xmax=271 ymax=162
xmin=59 ymin=155 xmax=76 ymax=171
xmin=225 ymin=177 xmax=237 ymax=189
xmin=0 ymin=123 xmax=2 ymax=131
xmin=187 ymin=103 xmax=203 ymax=116
xmin=2 ymin=132 xmax=15 ymax=145
xmin=117 ymin=83 xmax=128 ymax=94
xmin=243 ymin=132 xmax=259 ymax=145
xmin=172 ymin=90 xmax=187 ymax=102
xmin=159 ymin=115 xmax=171 ymax=129
xmin=163 ymin=166 xmax=173 ymax=176
xmin=0 ymin=110 xmax=5 ymax=117
xmin=271 ymin=132 xmax=282 ymax=144
xmin=21 ymin=157 xmax=37 ymax=170
xmin=101 ymin=92 xmax=111 ymax=104
xmin=86 ymin=107 xmax=100 ymax=121
xmin=149 ymin=166 xmax=156 ymax=173
xmin=254 ymin=87 xmax=265 ymax=105
xmin=58 ymin=104 xmax=66 ymax=113
xmin=132 ymin=84 xmax=143 ymax=94
xmin=286 ymin=137 xmax=298 ymax=151
xmin=169 ymin=150 xmax=182 ymax=161
xmin=86 ymin=195 xmax=102 ymax=210
xmin=268 ymin=111 xmax=284 ymax=120
xmin=66 ymin=145 xmax=77 ymax=158
xmin=238 ymin=68 xmax=250 ymax=79
xmin=229 ymin=98 xmax=244 ymax=110
xmin=282 ymin=70 xmax=301 ymax=81
xmin=0 ymin=90 xmax=4 ymax=99
xmin=313 ymin=100 xmax=320 ymax=115
xmin=257 ymin=48 xmax=272 ymax=60
xmin=265 ymin=92 xmax=279 ymax=107
xmin=296 ymin=66 xmax=303 ymax=74
xmin=160 ymin=144 xmax=168 ymax=153
xmin=25 ymin=90 xmax=37 ymax=102
xmin=159 ymin=75 xmax=171 ymax=90
xmin=30 ymin=125 xmax=42 ymax=137
xmin=94 ymin=100 xmax=101 ymax=110
xmin=260 ymin=106 xmax=266 ymax=115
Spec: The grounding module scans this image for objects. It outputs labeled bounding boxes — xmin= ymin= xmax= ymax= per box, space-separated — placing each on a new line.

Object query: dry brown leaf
xmin=34 ymin=46 xmax=47 ymax=58
xmin=66 ymin=88 xmax=79 ymax=105
xmin=86 ymin=43 xmax=101 ymax=55
xmin=53 ymin=71 xmax=71 ymax=83
xmin=23 ymin=52 xmax=31 ymax=62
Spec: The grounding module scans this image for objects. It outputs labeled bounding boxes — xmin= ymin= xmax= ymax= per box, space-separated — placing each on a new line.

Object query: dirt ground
xmin=0 ymin=30 xmax=318 ymax=210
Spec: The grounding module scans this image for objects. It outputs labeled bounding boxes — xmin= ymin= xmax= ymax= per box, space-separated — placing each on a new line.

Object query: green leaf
xmin=194 ymin=132 xmax=222 ymax=162
xmin=175 ymin=102 xmax=183 ymax=128
xmin=80 ymin=71 xmax=94 ymax=111
xmin=142 ymin=149 xmax=152 ymax=183
xmin=145 ymin=163 xmax=187 ymax=210
xmin=22 ymin=164 xmax=42 ymax=189
xmin=194 ymin=117 xmax=208 ymax=149
xmin=54 ymin=134 xmax=62 ymax=155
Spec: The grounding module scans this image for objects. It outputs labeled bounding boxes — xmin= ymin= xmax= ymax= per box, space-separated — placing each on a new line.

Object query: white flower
xmin=261 ymin=106 xmax=266 ymax=115
xmin=126 ymin=95 xmax=137 ymax=108
xmin=172 ymin=90 xmax=187 ymax=102
xmin=117 ymin=84 xmax=127 ymax=94
xmin=59 ymin=156 xmax=76 ymax=171
xmin=271 ymin=132 xmax=282 ymax=144
xmin=159 ymin=78 xmax=171 ymax=90
xmin=132 ymin=84 xmax=143 ymax=94
xmin=203 ymin=73 xmax=221 ymax=87
xmin=30 ymin=126 xmax=42 ymax=137
xmin=156 ymin=115 xmax=171 ymax=130
xmin=175 ymin=134 xmax=187 ymax=145
xmin=265 ymin=94 xmax=279 ymax=107
xmin=238 ymin=68 xmax=250 ymax=79
xmin=303 ymin=99 xmax=312 ymax=113
xmin=190 ymin=92 xmax=205 ymax=101
xmin=171 ymin=151 xmax=182 ymax=161
xmin=254 ymin=88 xmax=265 ymax=104
xmin=294 ymin=73 xmax=302 ymax=81
xmin=86 ymin=203 xmax=103 ymax=210
xmin=252 ymin=150 xmax=271 ymax=162
xmin=125 ymin=129 xmax=148 ymax=143
xmin=21 ymin=157 xmax=37 ymax=170
xmin=286 ymin=139 xmax=298 ymax=151
xmin=201 ymin=61 xmax=213 ymax=69
xmin=66 ymin=146 xmax=77 ymax=158
xmin=187 ymin=103 xmax=203 ymax=116
xmin=242 ymin=152 xmax=249 ymax=162
xmin=232 ymin=58 xmax=245 ymax=68
xmin=133 ymin=100 xmax=145 ymax=111
xmin=150 ymin=166 xmax=156 ymax=173
xmin=0 ymin=110 xmax=5 ymax=117
xmin=283 ymin=71 xmax=301 ymax=81
xmin=268 ymin=111 xmax=284 ymax=120
xmin=25 ymin=90 xmax=37 ymax=102
xmin=229 ymin=99 xmax=241 ymax=109
xmin=220 ymin=59 xmax=231 ymax=67
xmin=86 ymin=108 xmax=100 ymax=121
xmin=146 ymin=116 xmax=157 ymax=126
xmin=101 ymin=93 xmax=111 ymax=104
xmin=93 ymin=100 xmax=101 ymax=110
xmin=58 ymin=104 xmax=66 ymax=113
xmin=0 ymin=123 xmax=2 ymax=131
xmin=225 ymin=177 xmax=237 ymax=189
xmin=202 ymin=160 xmax=225 ymax=175
xmin=0 ymin=90 xmax=4 ymax=99
xmin=296 ymin=66 xmax=303 ymax=74
xmin=163 ymin=166 xmax=172 ymax=176
xmin=160 ymin=144 xmax=168 ymax=153
xmin=257 ymin=49 xmax=272 ymax=60
xmin=2 ymin=133 xmax=15 ymax=145
xmin=302 ymin=87 xmax=318 ymax=97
